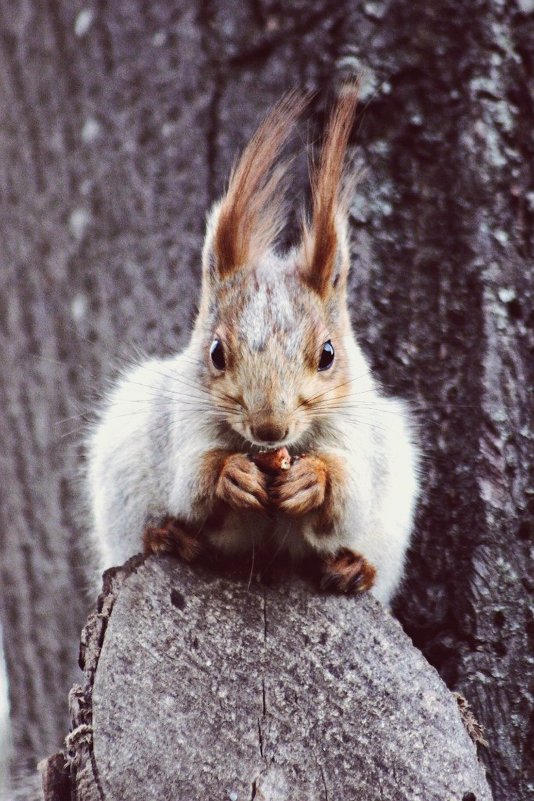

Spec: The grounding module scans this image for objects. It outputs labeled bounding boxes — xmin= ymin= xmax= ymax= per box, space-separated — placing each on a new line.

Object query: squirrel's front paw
xmin=270 ymin=455 xmax=326 ymax=516
xmin=216 ymin=453 xmax=269 ymax=513
xmin=143 ymin=517 xmax=203 ymax=562
xmin=319 ymin=548 xmax=376 ymax=594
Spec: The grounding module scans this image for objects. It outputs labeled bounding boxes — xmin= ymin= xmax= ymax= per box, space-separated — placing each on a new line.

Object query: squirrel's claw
xmin=319 ymin=548 xmax=376 ymax=594
xmin=216 ymin=453 xmax=269 ymax=513
xmin=271 ymin=455 xmax=327 ymax=516
xmin=143 ymin=518 xmax=203 ymax=563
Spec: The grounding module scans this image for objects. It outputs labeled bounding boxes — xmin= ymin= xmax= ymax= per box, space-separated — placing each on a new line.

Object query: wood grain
xmin=66 ymin=557 xmax=491 ymax=800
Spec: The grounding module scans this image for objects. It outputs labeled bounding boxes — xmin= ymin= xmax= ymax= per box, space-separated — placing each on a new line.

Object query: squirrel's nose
xmin=251 ymin=422 xmax=288 ymax=444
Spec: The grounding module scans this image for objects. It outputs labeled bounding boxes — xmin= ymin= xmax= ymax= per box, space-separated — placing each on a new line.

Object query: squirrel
xmin=86 ymin=86 xmax=420 ymax=605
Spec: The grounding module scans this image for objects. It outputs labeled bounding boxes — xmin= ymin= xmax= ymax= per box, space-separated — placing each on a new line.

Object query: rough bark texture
xmin=0 ymin=1 xmax=532 ymax=800
xmin=47 ymin=556 xmax=491 ymax=801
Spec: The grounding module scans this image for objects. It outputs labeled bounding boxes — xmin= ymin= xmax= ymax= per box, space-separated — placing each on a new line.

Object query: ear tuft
xmin=301 ymin=81 xmax=360 ymax=298
xmin=206 ymin=91 xmax=309 ymax=280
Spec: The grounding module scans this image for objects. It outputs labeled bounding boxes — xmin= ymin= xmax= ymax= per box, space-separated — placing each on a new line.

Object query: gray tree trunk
xmin=0 ymin=2 xmax=532 ymax=800
xmin=42 ymin=556 xmax=491 ymax=801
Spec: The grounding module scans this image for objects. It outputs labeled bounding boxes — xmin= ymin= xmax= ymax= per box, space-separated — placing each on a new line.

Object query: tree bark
xmin=0 ymin=2 xmax=531 ymax=800
xmin=42 ymin=556 xmax=491 ymax=801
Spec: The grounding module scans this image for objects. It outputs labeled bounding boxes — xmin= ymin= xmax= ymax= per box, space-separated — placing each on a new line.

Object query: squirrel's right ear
xmin=300 ymin=83 xmax=359 ymax=300
xmin=201 ymin=91 xmax=308 ymax=283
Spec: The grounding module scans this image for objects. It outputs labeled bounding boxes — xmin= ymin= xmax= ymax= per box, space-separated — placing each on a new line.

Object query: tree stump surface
xmin=46 ymin=556 xmax=492 ymax=801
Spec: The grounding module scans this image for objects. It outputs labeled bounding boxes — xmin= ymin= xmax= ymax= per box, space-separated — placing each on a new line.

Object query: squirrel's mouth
xmin=245 ymin=433 xmax=291 ymax=451
xmin=221 ymin=421 xmax=290 ymax=451
xmin=247 ymin=438 xmax=288 ymax=451
xmin=223 ymin=417 xmax=309 ymax=453
xmin=243 ymin=426 xmax=307 ymax=453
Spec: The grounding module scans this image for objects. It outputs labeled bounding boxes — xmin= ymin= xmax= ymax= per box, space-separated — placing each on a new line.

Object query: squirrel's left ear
xmin=202 ymin=92 xmax=308 ymax=285
xmin=300 ymin=83 xmax=359 ymax=299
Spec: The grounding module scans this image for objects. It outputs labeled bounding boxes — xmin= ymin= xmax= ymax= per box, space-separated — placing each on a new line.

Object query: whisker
xmin=104 ymin=377 xmax=238 ymax=411
xmin=123 ymin=364 xmax=242 ymax=411
xmin=269 ymin=525 xmax=294 ymax=564
xmin=298 ymin=370 xmax=373 ymax=409
xmin=59 ymin=427 xmax=89 ymax=439
xmin=247 ymin=539 xmax=256 ymax=592
xmin=99 ymin=396 xmax=240 ymax=415
xmin=132 ymin=364 xmax=222 ymax=402
xmin=300 ymin=409 xmax=391 ymax=434
xmin=95 ymin=407 xmax=241 ymax=423
xmin=310 ymin=398 xmax=483 ymax=415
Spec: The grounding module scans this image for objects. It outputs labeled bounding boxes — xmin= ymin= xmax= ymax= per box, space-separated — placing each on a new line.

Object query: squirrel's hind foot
xmin=143 ymin=517 xmax=203 ymax=563
xmin=319 ymin=548 xmax=376 ymax=594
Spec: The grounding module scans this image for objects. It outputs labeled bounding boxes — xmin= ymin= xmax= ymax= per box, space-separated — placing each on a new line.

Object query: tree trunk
xmin=42 ymin=556 xmax=491 ymax=801
xmin=0 ymin=2 xmax=531 ymax=800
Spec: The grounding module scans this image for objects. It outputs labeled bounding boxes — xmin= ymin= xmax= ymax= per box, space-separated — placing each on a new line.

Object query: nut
xmin=252 ymin=447 xmax=292 ymax=475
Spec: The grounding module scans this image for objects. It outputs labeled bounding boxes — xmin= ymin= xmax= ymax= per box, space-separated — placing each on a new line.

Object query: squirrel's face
xmin=194 ymin=86 xmax=360 ymax=448
xmin=201 ymin=256 xmax=351 ymax=449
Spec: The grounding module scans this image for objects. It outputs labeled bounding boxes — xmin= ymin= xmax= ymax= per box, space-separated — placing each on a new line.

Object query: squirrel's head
xmin=193 ymin=86 xmax=364 ymax=449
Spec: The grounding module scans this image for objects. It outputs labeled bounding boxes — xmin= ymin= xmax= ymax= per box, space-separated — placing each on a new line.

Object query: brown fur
xmin=319 ymin=548 xmax=377 ymax=594
xmin=301 ymin=311 xmax=331 ymax=370
xmin=196 ymin=448 xmax=232 ymax=502
xmin=270 ymin=451 xmax=347 ymax=531
xmin=214 ymin=91 xmax=309 ymax=276
xmin=271 ymin=454 xmax=327 ymax=516
xmin=453 ymin=693 xmax=489 ymax=748
xmin=215 ymin=452 xmax=269 ymax=513
xmin=315 ymin=451 xmax=348 ymax=533
xmin=302 ymin=82 xmax=360 ymax=298
xmin=196 ymin=448 xmax=269 ymax=516
xmin=143 ymin=518 xmax=203 ymax=562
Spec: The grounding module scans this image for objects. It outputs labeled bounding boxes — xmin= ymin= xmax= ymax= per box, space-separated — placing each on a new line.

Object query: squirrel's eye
xmin=318 ymin=340 xmax=335 ymax=371
xmin=210 ymin=339 xmax=226 ymax=370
